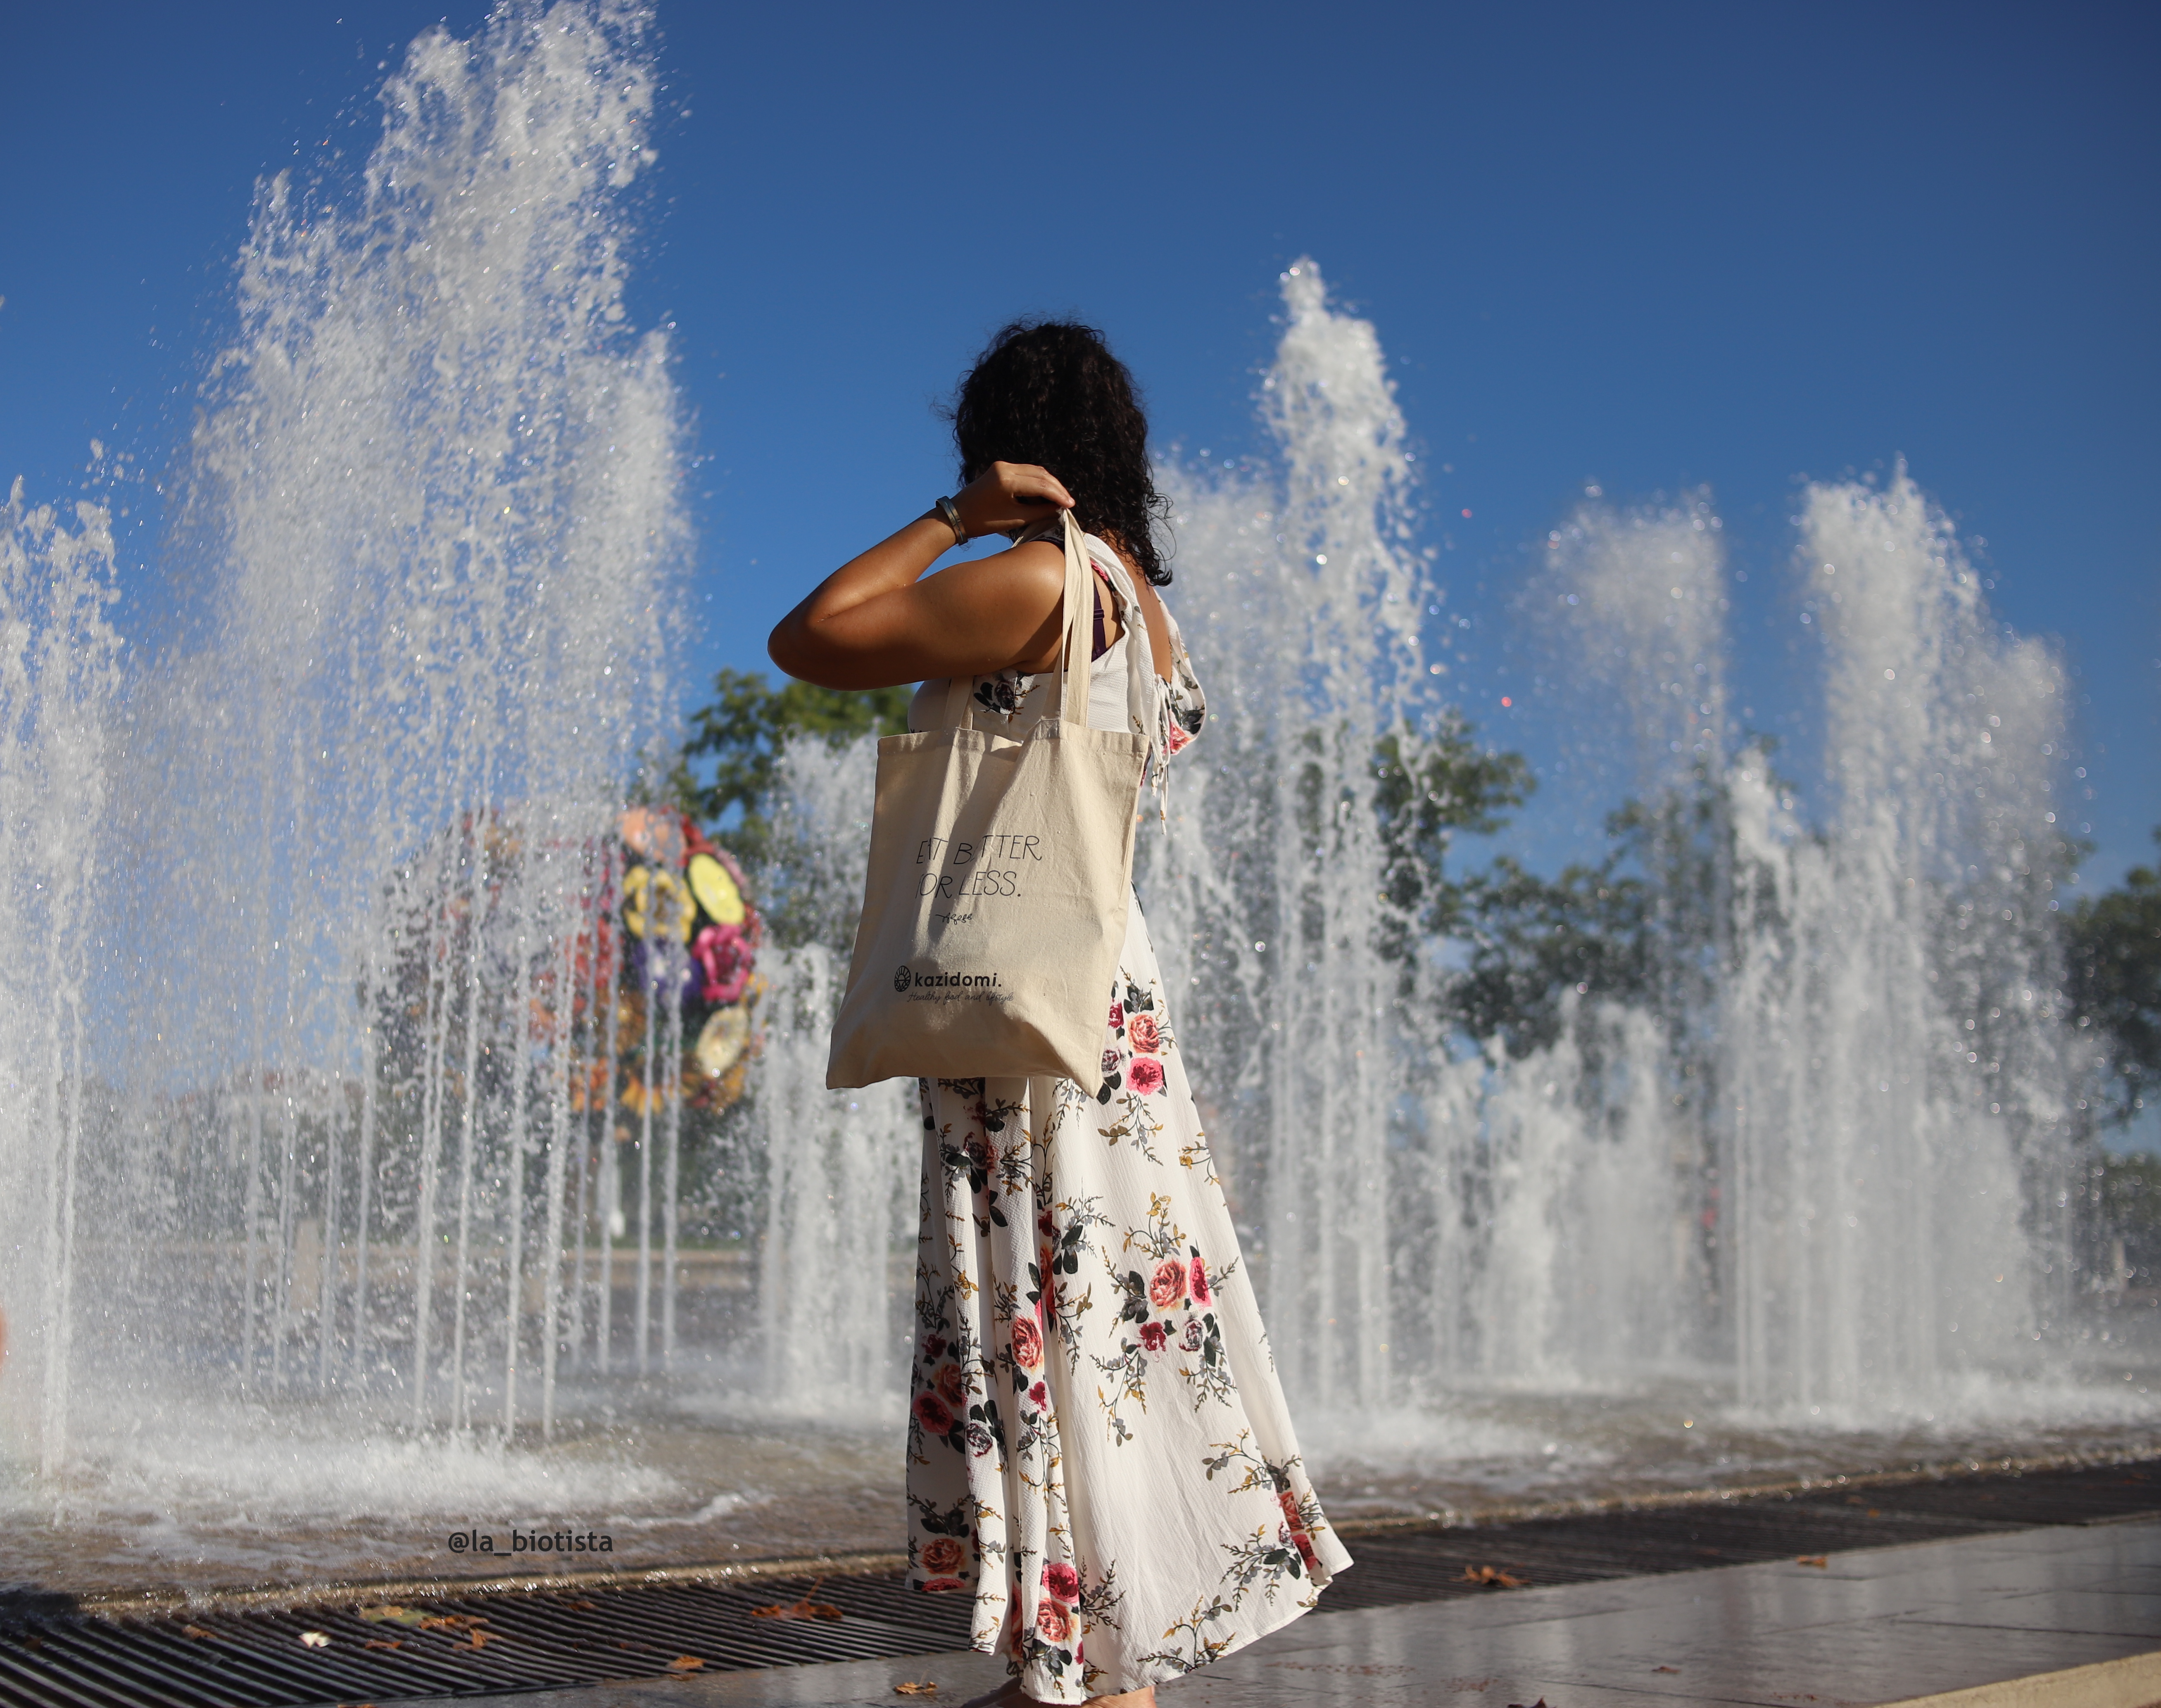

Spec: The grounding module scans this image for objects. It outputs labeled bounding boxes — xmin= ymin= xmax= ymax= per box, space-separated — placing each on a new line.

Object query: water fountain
xmin=0 ymin=0 xmax=2148 ymax=1594
xmin=1148 ymin=266 xmax=2143 ymax=1507
xmin=0 ymin=1 xmax=761 ymax=1587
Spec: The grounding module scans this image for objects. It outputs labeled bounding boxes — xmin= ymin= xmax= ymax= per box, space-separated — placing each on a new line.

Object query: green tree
xmin=2064 ymin=827 xmax=2161 ymax=1128
xmin=1373 ymin=712 xmax=1536 ymax=950
xmin=1450 ymin=852 xmax=1655 ymax=1055
xmin=676 ymin=668 xmax=911 ymax=863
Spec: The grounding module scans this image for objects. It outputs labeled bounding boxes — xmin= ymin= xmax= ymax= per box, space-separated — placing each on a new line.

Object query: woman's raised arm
xmin=767 ymin=461 xmax=1079 ymax=691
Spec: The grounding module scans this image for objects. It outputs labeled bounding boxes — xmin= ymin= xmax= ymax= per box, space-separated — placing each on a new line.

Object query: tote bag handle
xmin=939 ymin=513 xmax=1095 ymax=730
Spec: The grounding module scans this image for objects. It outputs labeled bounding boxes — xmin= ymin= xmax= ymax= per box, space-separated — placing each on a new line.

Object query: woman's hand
xmin=765 ymin=463 xmax=1077 ymax=691
xmin=951 ymin=461 xmax=1074 ymax=540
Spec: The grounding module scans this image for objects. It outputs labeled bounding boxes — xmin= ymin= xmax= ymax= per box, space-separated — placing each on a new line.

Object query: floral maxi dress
xmin=904 ymin=536 xmax=1352 ymax=1703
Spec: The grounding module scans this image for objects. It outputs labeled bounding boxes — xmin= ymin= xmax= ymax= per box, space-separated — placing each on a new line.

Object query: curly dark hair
xmin=948 ymin=319 xmax=1173 ymax=586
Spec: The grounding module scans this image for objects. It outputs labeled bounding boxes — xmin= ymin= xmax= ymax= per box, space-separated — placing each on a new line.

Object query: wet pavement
xmin=397 ymin=1517 xmax=2161 ymax=1708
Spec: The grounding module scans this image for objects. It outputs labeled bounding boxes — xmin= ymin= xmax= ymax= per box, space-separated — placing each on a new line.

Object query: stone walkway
xmin=410 ymin=1515 xmax=2161 ymax=1707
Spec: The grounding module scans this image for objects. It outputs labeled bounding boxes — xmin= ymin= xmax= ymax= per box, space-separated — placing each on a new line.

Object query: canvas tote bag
xmin=826 ymin=513 xmax=1148 ymax=1088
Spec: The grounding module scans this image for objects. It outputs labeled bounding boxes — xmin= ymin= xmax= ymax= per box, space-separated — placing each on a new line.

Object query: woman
xmin=769 ymin=321 xmax=1349 ymax=1706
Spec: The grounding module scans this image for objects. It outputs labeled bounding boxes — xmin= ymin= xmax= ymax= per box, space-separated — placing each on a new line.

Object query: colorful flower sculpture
xmin=374 ymin=803 xmax=763 ymax=1126
xmin=611 ymin=807 xmax=763 ymax=1110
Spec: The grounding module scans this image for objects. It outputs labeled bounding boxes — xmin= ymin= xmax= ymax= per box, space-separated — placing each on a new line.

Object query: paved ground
xmin=407 ymin=1518 xmax=2161 ymax=1708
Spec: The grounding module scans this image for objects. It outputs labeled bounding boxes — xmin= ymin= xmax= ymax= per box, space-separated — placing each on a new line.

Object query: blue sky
xmin=2 ymin=1 xmax=2156 ymax=887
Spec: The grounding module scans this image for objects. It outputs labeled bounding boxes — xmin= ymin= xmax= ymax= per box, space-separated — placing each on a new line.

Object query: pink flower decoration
xmin=1137 ymin=1321 xmax=1169 ymax=1353
xmin=1042 ymin=1562 xmax=1080 ymax=1603
xmin=913 ymin=1392 xmax=955 ymax=1435
xmin=1127 ymin=1057 xmax=1165 ymax=1097
xmin=935 ymin=1363 xmax=968 ymax=1409
xmin=1127 ymin=1012 xmax=1161 ymax=1055
xmin=921 ymin=1576 xmax=967 ymax=1594
xmin=1108 ymin=1001 xmax=1124 ymax=1030
xmin=1035 ymin=1600 xmax=1073 ymax=1643
xmin=1029 ymin=1380 xmax=1048 ymax=1409
xmin=1190 ymin=1257 xmax=1211 ymax=1306
xmin=692 ymin=923 xmax=753 ymax=1005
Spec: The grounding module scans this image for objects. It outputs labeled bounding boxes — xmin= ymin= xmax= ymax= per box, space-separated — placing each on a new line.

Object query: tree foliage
xmin=1373 ymin=713 xmax=1535 ymax=946
xmin=1451 ymin=853 xmax=1655 ymax=1055
xmin=2064 ymin=827 xmax=2161 ymax=1127
xmin=676 ymin=668 xmax=911 ymax=862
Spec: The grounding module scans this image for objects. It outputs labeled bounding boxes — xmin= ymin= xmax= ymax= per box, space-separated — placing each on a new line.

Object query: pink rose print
xmin=1166 ymin=722 xmax=1193 ymax=755
xmin=1137 ymin=1321 xmax=1169 ymax=1353
xmin=1029 ymin=1381 xmax=1048 ymax=1409
xmin=920 ymin=1536 xmax=967 ymax=1575
xmin=1010 ymin=1316 xmax=1044 ymax=1370
xmin=1035 ymin=1600 xmax=1073 ymax=1643
xmin=1108 ymin=1000 xmax=1124 ymax=1031
xmin=1127 ymin=1012 xmax=1161 ymax=1055
xmin=1042 ymin=1562 xmax=1080 ymax=1603
xmin=1190 ymin=1255 xmax=1211 ymax=1305
xmin=921 ymin=1577 xmax=967 ymax=1593
xmin=922 ymin=1334 xmax=947 ymax=1360
xmin=1148 ymin=1258 xmax=1187 ymax=1309
xmin=1279 ymin=1490 xmax=1321 ymax=1570
xmin=913 ymin=1392 xmax=955 ymax=1435
xmin=1127 ymin=1057 xmax=1165 ymax=1097
xmin=935 ymin=1363 xmax=968 ymax=1409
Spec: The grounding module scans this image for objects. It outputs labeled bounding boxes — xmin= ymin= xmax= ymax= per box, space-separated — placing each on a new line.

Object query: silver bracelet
xmin=935 ymin=495 xmax=968 ymax=547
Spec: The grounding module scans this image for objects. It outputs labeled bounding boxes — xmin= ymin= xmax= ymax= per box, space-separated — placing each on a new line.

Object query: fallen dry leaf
xmin=364 ymin=1639 xmax=403 ymax=1651
xmin=418 ymin=1614 xmax=486 ymax=1632
xmin=895 ymin=1685 xmax=939 ymax=1697
xmin=1795 ymin=1554 xmax=1829 ymax=1569
xmin=466 ymin=1628 xmax=496 ymax=1649
xmin=666 ymin=1655 xmax=706 ymax=1673
xmin=1458 ymin=1564 xmax=1529 ymax=1589
xmin=751 ymin=1575 xmax=844 ymax=1620
xmin=751 ymin=1599 xmax=844 ymax=1620
xmin=357 ymin=1604 xmax=428 ymax=1627
xmin=180 ymin=1625 xmax=214 ymax=1641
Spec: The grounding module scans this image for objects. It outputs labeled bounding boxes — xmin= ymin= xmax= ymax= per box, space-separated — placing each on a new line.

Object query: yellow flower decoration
xmin=695 ymin=1002 xmax=753 ymax=1078
xmin=622 ymin=864 xmax=694 ymax=942
xmin=686 ymin=850 xmax=745 ymax=926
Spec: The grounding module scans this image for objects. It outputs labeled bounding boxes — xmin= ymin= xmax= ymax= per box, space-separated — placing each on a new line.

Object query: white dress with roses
xmin=902 ymin=535 xmax=1351 ymax=1703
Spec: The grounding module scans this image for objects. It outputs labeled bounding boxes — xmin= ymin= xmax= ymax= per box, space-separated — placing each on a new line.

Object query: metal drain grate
xmin=2 ymin=1459 xmax=2156 ymax=1708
